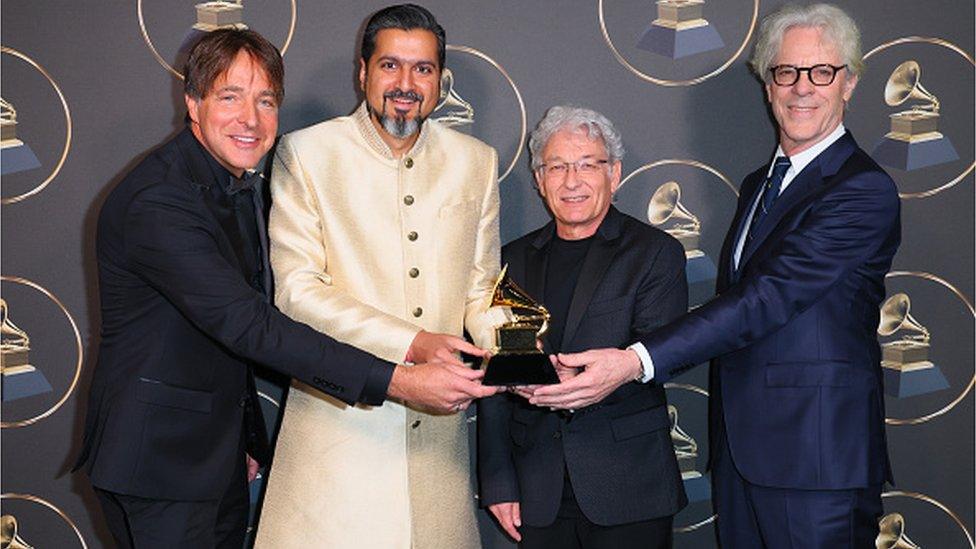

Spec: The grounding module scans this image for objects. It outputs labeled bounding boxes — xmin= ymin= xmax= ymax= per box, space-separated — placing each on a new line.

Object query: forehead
xmin=543 ymin=128 xmax=607 ymax=158
xmin=370 ymin=28 xmax=439 ymax=63
xmin=776 ymin=26 xmax=841 ymax=62
xmin=210 ymin=51 xmax=272 ymax=91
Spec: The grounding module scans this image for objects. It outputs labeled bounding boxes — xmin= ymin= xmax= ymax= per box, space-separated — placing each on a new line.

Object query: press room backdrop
xmin=1 ymin=1 xmax=973 ymax=547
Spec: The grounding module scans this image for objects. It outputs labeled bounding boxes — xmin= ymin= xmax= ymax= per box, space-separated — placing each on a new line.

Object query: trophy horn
xmin=885 ymin=60 xmax=940 ymax=113
xmin=647 ymin=181 xmax=701 ymax=231
xmin=1 ymin=299 xmax=30 ymax=349
xmin=876 ymin=513 xmax=921 ymax=549
xmin=0 ymin=98 xmax=16 ymax=123
xmin=877 ymin=293 xmax=930 ymax=344
xmin=1 ymin=515 xmax=35 ymax=549
xmin=668 ymin=404 xmax=698 ymax=456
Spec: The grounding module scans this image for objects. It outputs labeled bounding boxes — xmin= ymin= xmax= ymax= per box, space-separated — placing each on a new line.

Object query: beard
xmin=367 ymin=89 xmax=427 ymax=140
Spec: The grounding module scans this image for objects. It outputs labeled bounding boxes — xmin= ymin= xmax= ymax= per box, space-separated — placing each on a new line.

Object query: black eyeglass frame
xmin=768 ymin=64 xmax=848 ymax=86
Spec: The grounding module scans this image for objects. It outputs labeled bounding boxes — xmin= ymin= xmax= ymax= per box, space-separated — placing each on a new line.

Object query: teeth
xmin=563 ymin=196 xmax=587 ymax=202
xmin=233 ymin=136 xmax=257 ymax=143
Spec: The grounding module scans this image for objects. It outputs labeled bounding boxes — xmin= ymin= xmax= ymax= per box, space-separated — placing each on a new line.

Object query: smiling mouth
xmin=561 ymin=195 xmax=589 ymax=203
xmin=231 ymin=135 xmax=259 ymax=145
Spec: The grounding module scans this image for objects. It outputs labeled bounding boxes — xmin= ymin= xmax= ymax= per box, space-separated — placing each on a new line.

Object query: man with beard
xmin=254 ymin=5 xmax=504 ymax=548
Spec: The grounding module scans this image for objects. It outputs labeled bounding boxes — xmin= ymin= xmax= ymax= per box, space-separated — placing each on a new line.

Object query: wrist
xmin=627 ymin=349 xmax=644 ymax=382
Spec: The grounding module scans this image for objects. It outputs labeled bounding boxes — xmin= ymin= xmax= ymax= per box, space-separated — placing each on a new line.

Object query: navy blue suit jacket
xmin=479 ymin=208 xmax=688 ymax=527
xmin=642 ymin=132 xmax=900 ymax=490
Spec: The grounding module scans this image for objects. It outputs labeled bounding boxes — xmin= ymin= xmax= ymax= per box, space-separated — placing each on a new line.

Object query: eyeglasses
xmin=538 ymin=159 xmax=609 ymax=179
xmin=768 ymin=64 xmax=847 ymax=86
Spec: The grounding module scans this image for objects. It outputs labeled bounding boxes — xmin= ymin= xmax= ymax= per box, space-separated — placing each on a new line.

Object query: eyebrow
xmin=376 ymin=55 xmax=437 ymax=68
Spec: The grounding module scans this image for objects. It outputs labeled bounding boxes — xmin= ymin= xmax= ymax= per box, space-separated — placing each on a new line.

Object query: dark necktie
xmin=745 ymin=156 xmax=791 ymax=244
xmin=229 ymin=172 xmax=265 ymax=293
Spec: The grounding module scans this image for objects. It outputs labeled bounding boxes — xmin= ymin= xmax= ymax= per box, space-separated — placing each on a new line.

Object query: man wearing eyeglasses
xmin=479 ymin=105 xmax=688 ymax=548
xmin=530 ymin=4 xmax=900 ymax=547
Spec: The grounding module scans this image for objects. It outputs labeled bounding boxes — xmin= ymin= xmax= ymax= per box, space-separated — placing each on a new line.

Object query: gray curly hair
xmin=750 ymin=3 xmax=864 ymax=82
xmin=528 ymin=105 xmax=625 ymax=170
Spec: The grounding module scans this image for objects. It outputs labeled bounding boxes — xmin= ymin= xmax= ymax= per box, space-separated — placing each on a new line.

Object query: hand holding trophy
xmin=481 ymin=266 xmax=559 ymax=386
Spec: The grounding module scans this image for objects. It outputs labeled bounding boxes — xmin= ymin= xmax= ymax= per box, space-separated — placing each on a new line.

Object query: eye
xmin=578 ymin=161 xmax=598 ymax=173
xmin=415 ymin=65 xmax=434 ymax=75
xmin=259 ymin=98 xmax=277 ymax=109
xmin=548 ymin=163 xmax=568 ymax=174
xmin=380 ymin=60 xmax=397 ymax=70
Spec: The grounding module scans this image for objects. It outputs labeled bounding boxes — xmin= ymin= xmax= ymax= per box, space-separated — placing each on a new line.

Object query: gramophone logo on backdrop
xmin=1 ymin=514 xmax=34 ymax=549
xmin=193 ymin=0 xmax=247 ymax=31
xmin=877 ymin=292 xmax=948 ymax=398
xmin=637 ymin=0 xmax=724 ymax=59
xmin=0 ymin=98 xmax=41 ymax=176
xmin=876 ymin=513 xmax=920 ymax=549
xmin=648 ymin=181 xmax=713 ymax=266
xmin=432 ymin=69 xmax=474 ymax=129
xmin=0 ymin=298 xmax=52 ymax=403
xmin=872 ymin=60 xmax=959 ymax=171
xmin=668 ymin=404 xmax=710 ymax=503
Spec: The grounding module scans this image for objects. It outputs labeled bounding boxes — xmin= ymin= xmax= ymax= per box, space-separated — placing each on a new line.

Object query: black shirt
xmin=543 ymin=235 xmax=594 ymax=353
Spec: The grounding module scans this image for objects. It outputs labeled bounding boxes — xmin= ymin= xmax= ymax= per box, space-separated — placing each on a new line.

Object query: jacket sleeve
xmin=122 ymin=180 xmax=394 ymax=406
xmin=643 ymin=168 xmax=900 ymax=383
xmin=268 ymin=137 xmax=423 ymax=364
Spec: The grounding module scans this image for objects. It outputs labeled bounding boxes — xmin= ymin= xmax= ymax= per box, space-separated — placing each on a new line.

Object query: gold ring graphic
xmin=1 ymin=276 xmax=84 ymax=428
xmin=882 ymin=490 xmax=974 ymax=548
xmin=598 ymin=0 xmax=759 ymax=86
xmin=0 ymin=47 xmax=72 ymax=205
xmin=445 ymin=45 xmax=527 ymax=183
xmin=619 ymin=158 xmax=739 ymax=195
xmin=663 ymin=382 xmax=716 ymax=534
xmin=864 ymin=37 xmax=974 ymax=199
xmin=137 ymin=0 xmax=297 ymax=80
xmin=883 ymin=271 xmax=973 ymax=425
xmin=1 ymin=493 xmax=88 ymax=548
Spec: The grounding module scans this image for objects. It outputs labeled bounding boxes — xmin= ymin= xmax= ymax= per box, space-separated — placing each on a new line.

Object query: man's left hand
xmin=246 ymin=453 xmax=260 ymax=483
xmin=528 ymin=348 xmax=641 ymax=409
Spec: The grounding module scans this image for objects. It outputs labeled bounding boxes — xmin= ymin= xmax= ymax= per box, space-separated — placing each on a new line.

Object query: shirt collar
xmin=353 ymin=101 xmax=431 ymax=161
xmin=769 ymin=123 xmax=847 ymax=179
xmin=190 ymin=131 xmax=259 ymax=194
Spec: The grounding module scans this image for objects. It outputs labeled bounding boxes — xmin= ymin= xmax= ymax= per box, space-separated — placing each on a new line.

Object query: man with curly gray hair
xmin=551 ymin=5 xmax=899 ymax=548
xmin=479 ymin=105 xmax=688 ymax=548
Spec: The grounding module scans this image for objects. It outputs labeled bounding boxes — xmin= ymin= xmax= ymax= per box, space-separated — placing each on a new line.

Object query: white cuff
xmin=627 ymin=342 xmax=655 ymax=383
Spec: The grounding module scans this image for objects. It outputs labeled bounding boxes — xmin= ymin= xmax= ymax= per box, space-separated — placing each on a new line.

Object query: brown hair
xmin=183 ymin=28 xmax=284 ymax=104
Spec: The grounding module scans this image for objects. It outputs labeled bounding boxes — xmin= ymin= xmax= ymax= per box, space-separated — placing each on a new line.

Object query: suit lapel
xmin=561 ymin=209 xmax=622 ymax=349
xmin=718 ymin=172 xmax=764 ymax=291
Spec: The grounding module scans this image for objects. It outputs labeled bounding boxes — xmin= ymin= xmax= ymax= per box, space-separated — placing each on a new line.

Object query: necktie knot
xmin=228 ymin=170 xmax=261 ymax=195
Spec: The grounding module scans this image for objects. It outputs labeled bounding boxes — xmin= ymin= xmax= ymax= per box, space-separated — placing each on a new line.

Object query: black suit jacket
xmin=478 ymin=207 xmax=689 ymax=527
xmin=75 ymin=129 xmax=394 ymax=501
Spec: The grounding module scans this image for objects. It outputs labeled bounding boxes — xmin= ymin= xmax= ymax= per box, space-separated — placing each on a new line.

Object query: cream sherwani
xmin=254 ymin=103 xmax=503 ymax=549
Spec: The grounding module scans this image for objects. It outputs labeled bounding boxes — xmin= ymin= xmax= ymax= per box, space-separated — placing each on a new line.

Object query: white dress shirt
xmin=630 ymin=124 xmax=848 ymax=383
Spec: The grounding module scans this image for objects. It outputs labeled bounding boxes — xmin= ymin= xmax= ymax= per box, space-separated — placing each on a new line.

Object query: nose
xmin=397 ymin=66 xmax=414 ymax=92
xmin=238 ymin=99 xmax=258 ymax=128
xmin=563 ymin=168 xmax=583 ymax=189
xmin=792 ymin=74 xmax=814 ymax=95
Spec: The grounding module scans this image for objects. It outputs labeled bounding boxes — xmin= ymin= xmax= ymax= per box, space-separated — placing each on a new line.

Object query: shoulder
xmin=502 ymin=224 xmax=548 ymax=260
xmin=429 ymin=121 xmax=496 ymax=159
xmin=280 ymin=115 xmax=354 ymax=151
xmin=616 ymin=211 xmax=685 ymax=258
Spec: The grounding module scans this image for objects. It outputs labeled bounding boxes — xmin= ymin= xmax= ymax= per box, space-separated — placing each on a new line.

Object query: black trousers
xmin=94 ymin=454 xmax=248 ymax=549
xmin=520 ymin=471 xmax=674 ymax=549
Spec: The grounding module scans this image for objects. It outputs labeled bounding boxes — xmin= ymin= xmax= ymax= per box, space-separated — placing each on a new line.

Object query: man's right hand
xmin=488 ymin=501 xmax=522 ymax=542
xmin=387 ymin=361 xmax=499 ymax=414
xmin=405 ymin=330 xmax=488 ymax=365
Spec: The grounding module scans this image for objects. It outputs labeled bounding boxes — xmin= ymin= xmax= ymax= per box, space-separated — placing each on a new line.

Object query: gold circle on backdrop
xmin=662 ymin=382 xmax=715 ymax=534
xmin=445 ymin=44 xmax=527 ymax=183
xmin=0 ymin=47 xmax=72 ymax=205
xmin=618 ymin=158 xmax=739 ymax=196
xmin=137 ymin=0 xmax=297 ymax=80
xmin=598 ymin=0 xmax=760 ymax=87
xmin=0 ymin=276 xmax=84 ymax=429
xmin=256 ymin=390 xmax=279 ymax=408
xmin=881 ymin=490 xmax=974 ymax=548
xmin=0 ymin=493 xmax=88 ymax=548
xmin=883 ymin=271 xmax=974 ymax=426
xmin=863 ymin=37 xmax=975 ymax=199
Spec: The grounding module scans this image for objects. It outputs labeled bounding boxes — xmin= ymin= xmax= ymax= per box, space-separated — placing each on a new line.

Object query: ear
xmin=842 ymin=72 xmax=858 ymax=102
xmin=185 ymin=95 xmax=199 ymax=125
xmin=609 ymin=160 xmax=622 ymax=194
xmin=358 ymin=59 xmax=367 ymax=92
xmin=534 ymin=170 xmax=547 ymax=197
xmin=765 ymin=81 xmax=773 ymax=103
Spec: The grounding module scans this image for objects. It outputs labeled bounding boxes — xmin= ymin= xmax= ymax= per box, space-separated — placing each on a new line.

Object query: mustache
xmin=383 ymin=89 xmax=424 ymax=103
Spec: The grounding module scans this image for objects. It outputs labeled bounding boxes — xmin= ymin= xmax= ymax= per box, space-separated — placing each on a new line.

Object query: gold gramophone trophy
xmin=1 ymin=515 xmax=34 ymax=549
xmin=1 ymin=97 xmax=42 ymax=176
xmin=1 ymin=298 xmax=52 ymax=402
xmin=877 ymin=293 xmax=948 ymax=398
xmin=668 ymin=404 xmax=700 ymax=479
xmin=872 ymin=60 xmax=958 ymax=171
xmin=876 ymin=513 xmax=921 ymax=549
xmin=432 ymin=68 xmax=475 ymax=129
xmin=637 ymin=0 xmax=724 ymax=59
xmin=648 ymin=181 xmax=703 ymax=258
xmin=481 ymin=266 xmax=558 ymax=386
xmin=193 ymin=0 xmax=247 ymax=32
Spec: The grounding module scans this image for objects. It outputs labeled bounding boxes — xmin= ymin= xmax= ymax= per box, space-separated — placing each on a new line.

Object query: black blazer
xmin=75 ymin=129 xmax=393 ymax=501
xmin=478 ymin=207 xmax=689 ymax=527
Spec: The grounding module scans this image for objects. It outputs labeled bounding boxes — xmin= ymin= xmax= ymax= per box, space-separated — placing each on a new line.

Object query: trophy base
xmin=636 ymin=22 xmax=724 ymax=59
xmin=872 ymin=134 xmax=958 ymax=171
xmin=687 ymin=253 xmax=717 ymax=307
xmin=1 ymin=366 xmax=53 ymax=402
xmin=682 ymin=472 xmax=711 ymax=503
xmin=0 ymin=141 xmax=41 ymax=175
xmin=483 ymin=352 xmax=559 ymax=386
xmin=882 ymin=361 xmax=949 ymax=398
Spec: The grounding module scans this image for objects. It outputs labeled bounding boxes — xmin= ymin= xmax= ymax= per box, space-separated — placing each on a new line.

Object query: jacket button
xmin=407 ymin=231 xmax=418 ymax=241
xmin=411 ymin=420 xmax=421 ymax=429
xmin=409 ymin=267 xmax=420 ymax=278
xmin=404 ymin=195 xmax=414 ymax=205
xmin=413 ymin=307 xmax=423 ymax=317
xmin=553 ymin=431 xmax=562 ymax=439
xmin=404 ymin=157 xmax=414 ymax=168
